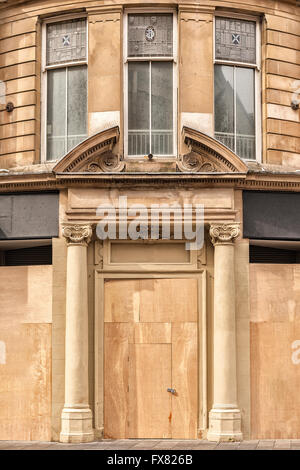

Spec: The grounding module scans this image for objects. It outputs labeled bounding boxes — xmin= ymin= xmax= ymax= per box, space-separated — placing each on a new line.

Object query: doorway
xmin=104 ymin=278 xmax=198 ymax=439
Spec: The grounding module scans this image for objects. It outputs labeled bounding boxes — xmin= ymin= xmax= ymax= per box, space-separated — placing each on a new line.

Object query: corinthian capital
xmin=62 ymin=224 xmax=92 ymax=246
xmin=209 ymin=223 xmax=240 ymax=246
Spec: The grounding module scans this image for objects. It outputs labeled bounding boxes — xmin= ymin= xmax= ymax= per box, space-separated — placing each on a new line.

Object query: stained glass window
xmin=128 ymin=14 xmax=173 ymax=57
xmin=215 ymin=17 xmax=256 ymax=64
xmin=46 ymin=19 xmax=86 ymax=66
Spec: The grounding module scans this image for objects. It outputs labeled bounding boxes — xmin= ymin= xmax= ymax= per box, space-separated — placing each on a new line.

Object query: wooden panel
xmin=250 ymin=265 xmax=300 ymax=439
xmin=104 ymin=279 xmax=138 ymax=322
xmin=128 ymin=344 xmax=172 ymax=439
xmin=104 ymin=278 xmax=199 ymax=439
xmin=139 ymin=279 xmax=198 ymax=323
xmin=133 ymin=322 xmax=171 ymax=344
xmin=104 ymin=323 xmax=129 ymax=439
xmin=171 ymin=322 xmax=198 ymax=439
xmin=251 ymin=321 xmax=300 ymax=439
xmin=0 ymin=266 xmax=52 ymax=323
xmin=0 ymin=323 xmax=51 ymax=441
xmin=110 ymin=242 xmax=190 ymax=264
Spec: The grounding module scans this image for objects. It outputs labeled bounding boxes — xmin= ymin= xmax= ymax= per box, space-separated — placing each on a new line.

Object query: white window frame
xmin=41 ymin=13 xmax=88 ymax=162
xmin=213 ymin=12 xmax=262 ymax=162
xmin=123 ymin=8 xmax=178 ymax=159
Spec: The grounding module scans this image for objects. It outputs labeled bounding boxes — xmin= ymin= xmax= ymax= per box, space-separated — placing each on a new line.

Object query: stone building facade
xmin=0 ymin=0 xmax=299 ymax=442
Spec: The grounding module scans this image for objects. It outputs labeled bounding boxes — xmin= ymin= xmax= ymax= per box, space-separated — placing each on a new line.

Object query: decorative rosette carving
xmin=209 ymin=223 xmax=240 ymax=246
xmin=86 ymin=151 xmax=125 ymax=173
xmin=177 ymin=151 xmax=219 ymax=173
xmin=62 ymin=224 xmax=92 ymax=246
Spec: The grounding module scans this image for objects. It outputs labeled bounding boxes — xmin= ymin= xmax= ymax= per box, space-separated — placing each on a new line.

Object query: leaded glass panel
xmin=46 ymin=19 xmax=86 ymax=66
xmin=128 ymin=14 xmax=173 ymax=57
xmin=215 ymin=17 xmax=256 ymax=64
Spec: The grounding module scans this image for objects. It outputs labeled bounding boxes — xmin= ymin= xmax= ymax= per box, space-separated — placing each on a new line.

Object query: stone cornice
xmin=2 ymin=171 xmax=300 ymax=192
xmin=209 ymin=223 xmax=240 ymax=246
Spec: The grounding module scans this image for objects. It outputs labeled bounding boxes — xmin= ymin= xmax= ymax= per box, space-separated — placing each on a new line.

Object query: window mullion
xmin=65 ymin=67 xmax=68 ymax=155
xmin=149 ymin=61 xmax=152 ymax=155
xmin=234 ymin=66 xmax=237 ymax=154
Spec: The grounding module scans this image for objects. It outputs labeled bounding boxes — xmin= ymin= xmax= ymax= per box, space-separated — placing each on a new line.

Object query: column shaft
xmin=60 ymin=224 xmax=94 ymax=443
xmin=207 ymin=223 xmax=242 ymax=442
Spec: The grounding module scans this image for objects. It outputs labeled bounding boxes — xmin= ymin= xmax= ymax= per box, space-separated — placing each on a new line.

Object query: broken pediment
xmin=178 ymin=127 xmax=248 ymax=173
xmin=52 ymin=127 xmax=124 ymax=174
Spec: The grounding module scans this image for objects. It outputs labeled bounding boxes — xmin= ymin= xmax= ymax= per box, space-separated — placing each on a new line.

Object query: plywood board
xmin=171 ymin=322 xmax=198 ymax=439
xmin=250 ymin=264 xmax=300 ymax=439
xmin=139 ymin=279 xmax=198 ymax=323
xmin=132 ymin=322 xmax=171 ymax=344
xmin=104 ymin=323 xmax=129 ymax=439
xmin=104 ymin=279 xmax=139 ymax=322
xmin=104 ymin=278 xmax=199 ymax=439
xmin=128 ymin=344 xmax=172 ymax=439
xmin=251 ymin=321 xmax=300 ymax=439
xmin=0 ymin=323 xmax=51 ymax=440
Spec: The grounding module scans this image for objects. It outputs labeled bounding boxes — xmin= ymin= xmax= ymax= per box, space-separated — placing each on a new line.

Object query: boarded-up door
xmin=104 ymin=278 xmax=198 ymax=439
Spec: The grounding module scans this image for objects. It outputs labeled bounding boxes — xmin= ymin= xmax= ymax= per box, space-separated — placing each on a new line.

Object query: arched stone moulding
xmin=53 ymin=126 xmax=124 ymax=174
xmin=179 ymin=127 xmax=249 ymax=173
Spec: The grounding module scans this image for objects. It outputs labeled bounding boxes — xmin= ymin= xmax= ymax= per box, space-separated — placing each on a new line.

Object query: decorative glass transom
xmin=128 ymin=14 xmax=173 ymax=57
xmin=46 ymin=19 xmax=86 ymax=66
xmin=215 ymin=17 xmax=256 ymax=64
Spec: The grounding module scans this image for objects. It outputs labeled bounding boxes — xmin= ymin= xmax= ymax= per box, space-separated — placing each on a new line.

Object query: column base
xmin=207 ymin=408 xmax=243 ymax=442
xmin=60 ymin=407 xmax=94 ymax=443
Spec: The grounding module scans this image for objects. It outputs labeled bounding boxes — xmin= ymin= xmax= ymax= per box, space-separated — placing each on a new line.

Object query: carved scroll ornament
xmin=209 ymin=223 xmax=240 ymax=246
xmin=62 ymin=224 xmax=93 ymax=246
xmin=177 ymin=151 xmax=220 ymax=173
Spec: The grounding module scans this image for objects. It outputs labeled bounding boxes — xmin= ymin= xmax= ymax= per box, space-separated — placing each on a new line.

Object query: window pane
xmin=67 ymin=66 xmax=87 ymax=151
xmin=128 ymin=62 xmax=150 ymax=155
xmin=47 ymin=19 xmax=86 ymax=66
xmin=236 ymin=68 xmax=255 ymax=159
xmin=151 ymin=62 xmax=173 ymax=155
xmin=47 ymin=68 xmax=66 ymax=160
xmin=128 ymin=14 xmax=173 ymax=57
xmin=214 ymin=65 xmax=235 ymax=152
xmin=215 ymin=17 xmax=256 ymax=64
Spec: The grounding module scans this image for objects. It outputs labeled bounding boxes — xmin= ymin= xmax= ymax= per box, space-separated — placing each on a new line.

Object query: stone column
xmin=60 ymin=224 xmax=94 ymax=443
xmin=207 ymin=223 xmax=243 ymax=442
